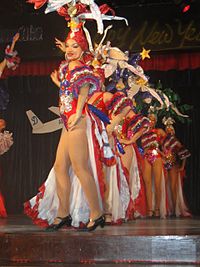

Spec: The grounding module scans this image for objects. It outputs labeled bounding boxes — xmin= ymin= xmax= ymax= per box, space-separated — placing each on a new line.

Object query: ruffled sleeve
xmin=0 ymin=131 xmax=13 ymax=155
xmin=58 ymin=61 xmax=68 ymax=81
xmin=162 ymin=134 xmax=191 ymax=160
xmin=105 ymin=92 xmax=133 ymax=116
xmin=70 ymin=65 xmax=101 ymax=98
xmin=5 ymin=45 xmax=20 ymax=71
xmin=162 ymin=134 xmax=180 ymax=152
xmin=128 ymin=114 xmax=150 ymax=135
xmin=177 ymin=146 xmax=191 ymax=160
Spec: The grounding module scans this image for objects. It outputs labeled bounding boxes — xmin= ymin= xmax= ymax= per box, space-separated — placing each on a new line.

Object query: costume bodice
xmin=105 ymin=92 xmax=132 ymax=118
xmin=123 ymin=113 xmax=150 ymax=138
xmin=163 ymin=133 xmax=191 ymax=161
xmin=89 ymin=92 xmax=107 ymax=114
xmin=58 ymin=61 xmax=101 ymax=128
xmin=141 ymin=128 xmax=162 ymax=150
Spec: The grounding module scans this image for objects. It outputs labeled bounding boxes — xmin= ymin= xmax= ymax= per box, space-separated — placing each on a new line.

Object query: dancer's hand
xmin=55 ymin=38 xmax=66 ymax=52
xmin=117 ymin=138 xmax=130 ymax=145
xmin=9 ymin=32 xmax=20 ymax=53
xmin=179 ymin=165 xmax=184 ymax=172
xmin=68 ymin=114 xmax=83 ymax=131
xmin=106 ymin=123 xmax=115 ymax=137
xmin=12 ymin=33 xmax=20 ymax=43
xmin=50 ymin=70 xmax=60 ymax=87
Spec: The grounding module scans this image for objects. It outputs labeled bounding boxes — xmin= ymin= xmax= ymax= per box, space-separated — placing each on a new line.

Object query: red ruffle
xmin=89 ymin=111 xmax=106 ymax=199
xmin=24 ymin=183 xmax=49 ymax=227
xmin=131 ymin=145 xmax=147 ymax=217
xmin=24 ymin=201 xmax=49 ymax=228
xmin=0 ymin=193 xmax=7 ymax=218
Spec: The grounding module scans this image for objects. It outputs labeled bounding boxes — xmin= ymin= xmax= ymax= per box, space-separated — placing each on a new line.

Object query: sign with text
xmin=0 ymin=5 xmax=199 ymax=60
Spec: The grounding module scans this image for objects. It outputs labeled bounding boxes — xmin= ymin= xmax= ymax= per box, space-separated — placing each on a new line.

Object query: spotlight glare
xmin=182 ymin=4 xmax=190 ymax=12
xmin=174 ymin=0 xmax=193 ymax=13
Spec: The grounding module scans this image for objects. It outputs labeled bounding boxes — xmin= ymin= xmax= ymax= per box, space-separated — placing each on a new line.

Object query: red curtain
xmin=140 ymin=52 xmax=200 ymax=71
xmin=2 ymin=52 xmax=200 ymax=78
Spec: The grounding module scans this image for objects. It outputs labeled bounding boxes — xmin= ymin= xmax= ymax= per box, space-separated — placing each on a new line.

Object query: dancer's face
xmin=148 ymin=114 xmax=156 ymax=128
xmin=65 ymin=39 xmax=83 ymax=61
xmin=166 ymin=126 xmax=175 ymax=135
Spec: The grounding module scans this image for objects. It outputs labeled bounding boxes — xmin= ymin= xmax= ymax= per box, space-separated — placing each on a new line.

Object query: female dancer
xmin=116 ymin=107 xmax=150 ymax=218
xmin=140 ymin=112 xmax=167 ymax=218
xmin=0 ymin=119 xmax=13 ymax=217
xmin=0 ymin=32 xmax=20 ymax=78
xmin=88 ymin=91 xmax=133 ymax=223
xmin=0 ymin=33 xmax=19 ymax=218
xmin=25 ymin=24 xmax=106 ymax=231
xmin=162 ymin=118 xmax=191 ymax=217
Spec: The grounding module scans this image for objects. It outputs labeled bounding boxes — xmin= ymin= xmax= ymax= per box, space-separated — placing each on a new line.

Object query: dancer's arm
xmin=106 ymin=106 xmax=131 ymax=136
xmin=0 ymin=59 xmax=7 ymax=77
xmin=68 ymin=84 xmax=90 ymax=130
xmin=55 ymin=38 xmax=66 ymax=53
xmin=104 ymin=92 xmax=132 ymax=136
xmin=50 ymin=70 xmax=60 ymax=87
xmin=118 ymin=128 xmax=145 ymax=145
xmin=9 ymin=33 xmax=20 ymax=52
xmin=0 ymin=33 xmax=20 ymax=77
xmin=179 ymin=158 xmax=186 ymax=172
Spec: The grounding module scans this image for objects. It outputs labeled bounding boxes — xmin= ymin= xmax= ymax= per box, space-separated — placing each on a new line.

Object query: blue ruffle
xmin=88 ymin=104 xmax=110 ymax=125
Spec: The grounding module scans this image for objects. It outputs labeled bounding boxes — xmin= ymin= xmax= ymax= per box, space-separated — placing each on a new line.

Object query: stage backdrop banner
xmin=0 ymin=5 xmax=200 ymax=60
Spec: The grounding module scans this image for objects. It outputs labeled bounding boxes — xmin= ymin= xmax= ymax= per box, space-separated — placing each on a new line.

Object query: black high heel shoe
xmin=45 ymin=214 xmax=72 ymax=232
xmin=80 ymin=215 xmax=105 ymax=232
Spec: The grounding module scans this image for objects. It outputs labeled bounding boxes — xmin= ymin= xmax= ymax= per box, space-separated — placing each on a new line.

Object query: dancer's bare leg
xmin=68 ymin=116 xmax=102 ymax=225
xmin=169 ymin=166 xmax=179 ymax=214
xmin=143 ymin=158 xmax=153 ymax=216
xmin=54 ymin=128 xmax=71 ymax=222
xmin=103 ymin=166 xmax=110 ymax=216
xmin=121 ymin=145 xmax=133 ymax=173
xmin=121 ymin=145 xmax=134 ymax=201
xmin=152 ymin=158 xmax=163 ymax=215
xmin=103 ymin=136 xmax=113 ymax=221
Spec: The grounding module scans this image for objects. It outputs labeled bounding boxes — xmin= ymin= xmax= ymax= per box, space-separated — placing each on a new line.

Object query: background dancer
xmin=0 ymin=33 xmax=19 ymax=218
xmin=140 ymin=111 xmax=167 ymax=218
xmin=0 ymin=119 xmax=13 ymax=217
xmin=162 ymin=117 xmax=191 ymax=217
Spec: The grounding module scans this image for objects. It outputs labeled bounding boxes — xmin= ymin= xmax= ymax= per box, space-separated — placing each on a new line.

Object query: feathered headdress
xmin=65 ymin=19 xmax=89 ymax=51
xmin=162 ymin=116 xmax=175 ymax=132
xmin=155 ymin=82 xmax=192 ymax=124
xmin=27 ymin=0 xmax=128 ymax=34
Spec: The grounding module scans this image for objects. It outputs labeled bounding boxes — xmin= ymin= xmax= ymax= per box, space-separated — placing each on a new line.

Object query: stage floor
xmin=0 ymin=215 xmax=200 ymax=266
xmin=0 ymin=215 xmax=200 ymax=235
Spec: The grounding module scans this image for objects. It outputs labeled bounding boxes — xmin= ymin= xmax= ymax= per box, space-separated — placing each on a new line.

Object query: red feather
xmin=26 ymin=0 xmax=47 ymax=10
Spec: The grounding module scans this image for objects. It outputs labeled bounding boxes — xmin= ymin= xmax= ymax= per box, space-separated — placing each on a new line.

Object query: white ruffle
xmin=167 ymin=173 xmax=191 ymax=217
xmin=0 ymin=131 xmax=13 ymax=155
xmin=129 ymin=147 xmax=141 ymax=203
xmin=27 ymin=115 xmax=102 ymax=227
xmin=151 ymin=169 xmax=167 ymax=219
xmin=27 ymin=112 xmax=130 ymax=226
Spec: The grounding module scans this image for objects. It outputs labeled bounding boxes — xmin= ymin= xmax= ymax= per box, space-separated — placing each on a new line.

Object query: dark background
xmin=0 ymin=0 xmax=200 ymax=215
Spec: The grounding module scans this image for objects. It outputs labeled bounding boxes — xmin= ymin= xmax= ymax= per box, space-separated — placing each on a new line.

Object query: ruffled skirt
xmin=24 ymin=112 xmax=131 ymax=227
